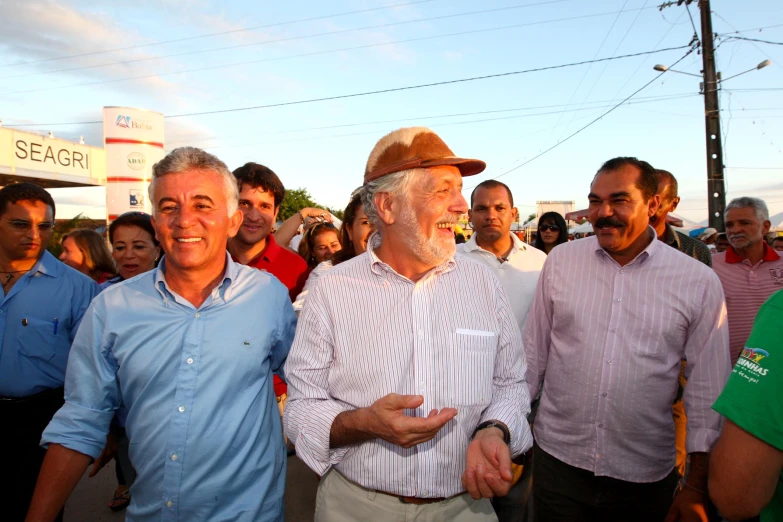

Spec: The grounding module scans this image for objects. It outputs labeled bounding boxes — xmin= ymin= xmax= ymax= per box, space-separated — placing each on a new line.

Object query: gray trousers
xmin=315 ymin=469 xmax=498 ymax=522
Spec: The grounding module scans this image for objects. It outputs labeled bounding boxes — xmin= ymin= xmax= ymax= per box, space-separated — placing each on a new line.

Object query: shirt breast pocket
xmin=18 ymin=317 xmax=58 ymax=362
xmin=448 ymin=330 xmax=497 ymax=407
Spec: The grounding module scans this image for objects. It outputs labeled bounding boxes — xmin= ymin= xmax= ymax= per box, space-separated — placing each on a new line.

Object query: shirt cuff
xmin=685 ymin=426 xmax=722 ymax=454
xmin=40 ymin=400 xmax=115 ymax=459
xmin=481 ymin=404 xmax=532 ymax=458
xmin=284 ymin=399 xmax=353 ymax=476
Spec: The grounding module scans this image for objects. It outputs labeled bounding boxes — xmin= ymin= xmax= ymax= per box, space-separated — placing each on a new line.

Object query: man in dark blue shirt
xmin=0 ymin=183 xmax=99 ymax=521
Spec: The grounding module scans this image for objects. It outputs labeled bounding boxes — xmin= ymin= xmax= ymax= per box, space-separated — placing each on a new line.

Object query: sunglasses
xmin=539 ymin=225 xmax=560 ymax=232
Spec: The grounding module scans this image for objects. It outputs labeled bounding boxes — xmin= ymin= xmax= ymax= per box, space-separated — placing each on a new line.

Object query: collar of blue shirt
xmin=152 ymin=252 xmax=239 ymax=307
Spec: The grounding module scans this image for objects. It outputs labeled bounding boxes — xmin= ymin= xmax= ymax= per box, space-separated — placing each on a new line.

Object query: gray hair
xmin=148 ymin=147 xmax=239 ymax=216
xmin=360 ymin=168 xmax=420 ymax=230
xmin=725 ymin=196 xmax=769 ymax=223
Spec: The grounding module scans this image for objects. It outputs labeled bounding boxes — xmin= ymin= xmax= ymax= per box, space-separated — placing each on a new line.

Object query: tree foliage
xmin=278 ymin=187 xmax=344 ymax=221
xmin=48 ymin=214 xmax=86 ymax=257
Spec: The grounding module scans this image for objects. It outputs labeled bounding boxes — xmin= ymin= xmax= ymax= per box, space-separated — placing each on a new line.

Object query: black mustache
xmin=595 ymin=217 xmax=624 ymax=228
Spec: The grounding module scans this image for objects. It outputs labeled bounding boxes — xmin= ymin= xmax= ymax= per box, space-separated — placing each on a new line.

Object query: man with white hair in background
xmin=25 ymin=147 xmax=297 ymax=522
xmin=712 ymin=196 xmax=783 ymax=365
xmin=285 ymin=127 xmax=532 ymax=521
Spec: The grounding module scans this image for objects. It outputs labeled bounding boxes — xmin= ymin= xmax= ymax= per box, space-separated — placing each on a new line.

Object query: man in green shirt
xmin=710 ymin=290 xmax=783 ymax=521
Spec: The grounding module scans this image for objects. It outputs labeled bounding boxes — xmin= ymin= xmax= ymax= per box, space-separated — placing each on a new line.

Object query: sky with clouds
xmin=1 ymin=0 xmax=781 ymax=225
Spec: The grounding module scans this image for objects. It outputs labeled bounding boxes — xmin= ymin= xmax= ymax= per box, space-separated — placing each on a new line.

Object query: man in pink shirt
xmin=525 ymin=157 xmax=730 ymax=522
xmin=712 ymin=197 xmax=783 ymax=364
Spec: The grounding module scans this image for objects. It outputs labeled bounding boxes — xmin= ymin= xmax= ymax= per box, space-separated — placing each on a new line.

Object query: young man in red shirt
xmin=229 ymin=163 xmax=308 ymax=409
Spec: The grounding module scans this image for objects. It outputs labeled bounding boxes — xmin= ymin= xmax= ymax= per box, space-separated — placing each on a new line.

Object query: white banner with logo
xmin=102 ymin=107 xmax=165 ymax=220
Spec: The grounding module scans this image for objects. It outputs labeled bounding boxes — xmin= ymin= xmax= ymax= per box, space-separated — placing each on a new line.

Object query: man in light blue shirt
xmin=0 ymin=182 xmax=99 ymax=522
xmin=27 ymin=147 xmax=296 ymax=522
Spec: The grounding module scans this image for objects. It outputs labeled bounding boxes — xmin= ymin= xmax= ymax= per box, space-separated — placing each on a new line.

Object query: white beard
xmin=397 ymin=203 xmax=455 ymax=267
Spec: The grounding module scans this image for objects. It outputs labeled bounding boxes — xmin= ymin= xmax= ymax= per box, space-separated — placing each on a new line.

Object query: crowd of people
xmin=0 ymin=126 xmax=781 ymax=522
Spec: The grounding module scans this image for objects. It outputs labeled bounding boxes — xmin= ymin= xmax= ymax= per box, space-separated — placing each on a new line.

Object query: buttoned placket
xmin=159 ymin=304 xmax=207 ymax=520
xmin=593 ymin=256 xmax=629 ymax=472
xmin=410 ymin=274 xmax=434 ymax=498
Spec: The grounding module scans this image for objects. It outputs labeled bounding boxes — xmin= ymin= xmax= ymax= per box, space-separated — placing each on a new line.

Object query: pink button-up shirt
xmin=524 ymin=230 xmax=730 ymax=483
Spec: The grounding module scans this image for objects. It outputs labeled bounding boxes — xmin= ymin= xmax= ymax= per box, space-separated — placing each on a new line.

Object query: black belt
xmin=0 ymin=386 xmax=64 ymax=405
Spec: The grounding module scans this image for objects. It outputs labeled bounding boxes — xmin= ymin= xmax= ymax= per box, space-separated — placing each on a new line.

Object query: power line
xmin=190 ymin=94 xmax=700 ymax=150
xmin=1 ymin=0 xmax=573 ymax=80
xmin=467 ymin=48 xmax=695 ymax=186
xmin=718 ymin=22 xmax=783 ymax=34
xmin=167 ymin=92 xmax=698 ymax=146
xmin=7 ymin=44 xmax=691 ymax=128
xmin=0 ymin=8 xmax=654 ymax=97
xmin=724 ymin=35 xmax=783 ymax=46
xmin=0 ymin=0 xmax=436 ymax=69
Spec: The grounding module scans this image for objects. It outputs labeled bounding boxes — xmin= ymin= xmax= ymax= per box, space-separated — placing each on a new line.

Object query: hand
xmin=88 ymin=431 xmax=118 ymax=478
xmin=366 ymin=394 xmax=457 ymax=448
xmin=299 ymin=208 xmax=332 ymax=222
xmin=664 ymin=485 xmax=709 ymax=522
xmin=462 ymin=427 xmax=513 ymax=499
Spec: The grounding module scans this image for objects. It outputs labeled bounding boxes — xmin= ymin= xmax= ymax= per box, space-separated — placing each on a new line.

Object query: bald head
xmin=655 ymin=169 xmax=678 ymax=202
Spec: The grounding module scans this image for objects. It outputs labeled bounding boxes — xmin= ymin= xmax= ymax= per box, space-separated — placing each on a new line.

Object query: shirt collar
xmin=154 ymin=251 xmax=238 ymax=306
xmin=463 ymin=232 xmax=526 ymax=256
xmin=725 ymin=241 xmax=781 ymax=264
xmin=593 ymin=226 xmax=659 ymax=266
xmin=366 ymin=232 xmax=456 ymax=280
xmin=663 ymin=224 xmax=680 ymax=248
xmin=257 ymin=234 xmax=281 ymax=263
xmin=29 ymin=250 xmax=61 ymax=278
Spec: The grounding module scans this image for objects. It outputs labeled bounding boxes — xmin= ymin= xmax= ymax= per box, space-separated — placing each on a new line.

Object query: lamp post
xmin=652 ymin=51 xmax=770 ymax=231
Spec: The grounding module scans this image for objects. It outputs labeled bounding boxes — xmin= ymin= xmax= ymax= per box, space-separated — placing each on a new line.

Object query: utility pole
xmin=698 ymin=0 xmax=725 ymax=231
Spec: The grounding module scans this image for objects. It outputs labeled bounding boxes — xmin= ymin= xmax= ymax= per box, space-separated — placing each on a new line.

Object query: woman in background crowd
xmin=297 ymin=221 xmax=341 ymax=271
xmin=294 ymin=191 xmax=374 ymax=312
xmin=91 ymin=212 xmax=160 ymax=511
xmin=534 ymin=211 xmax=568 ymax=255
xmin=59 ymin=228 xmax=116 ymax=283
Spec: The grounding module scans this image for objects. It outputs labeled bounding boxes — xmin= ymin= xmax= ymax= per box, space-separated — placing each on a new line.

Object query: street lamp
xmin=653 ymin=59 xmax=772 ymax=230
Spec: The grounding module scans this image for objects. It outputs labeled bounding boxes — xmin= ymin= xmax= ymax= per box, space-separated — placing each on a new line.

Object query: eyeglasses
xmin=539 ymin=225 xmax=560 ymax=232
xmin=4 ymin=218 xmax=54 ymax=232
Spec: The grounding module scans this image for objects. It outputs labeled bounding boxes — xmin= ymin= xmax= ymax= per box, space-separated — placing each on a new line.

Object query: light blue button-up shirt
xmin=0 ymin=250 xmax=99 ymax=397
xmin=42 ymin=254 xmax=296 ymax=521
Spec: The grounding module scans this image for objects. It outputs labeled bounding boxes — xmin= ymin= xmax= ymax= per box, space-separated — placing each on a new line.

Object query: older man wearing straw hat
xmin=284 ymin=127 xmax=532 ymax=521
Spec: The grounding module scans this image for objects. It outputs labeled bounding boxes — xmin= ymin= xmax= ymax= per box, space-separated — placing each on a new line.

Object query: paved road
xmin=64 ymin=455 xmax=319 ymax=521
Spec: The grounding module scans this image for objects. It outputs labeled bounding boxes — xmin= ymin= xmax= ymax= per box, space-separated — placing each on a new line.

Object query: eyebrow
xmin=157 ymin=195 xmax=216 ymax=207
xmin=587 ymin=191 xmax=632 ymax=199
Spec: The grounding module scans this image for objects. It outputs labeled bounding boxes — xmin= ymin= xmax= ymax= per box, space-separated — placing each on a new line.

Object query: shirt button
xmin=171 ymin=453 xmax=178 ymax=461
xmin=178 ymin=405 xmax=186 ymax=412
xmin=187 ymin=358 xmax=194 ymax=364
xmin=602 ymin=392 xmax=608 ymax=397
xmin=611 ymin=328 xmax=617 ymax=333
xmin=166 ymin=500 xmax=173 ymax=508
xmin=617 ymin=298 xmax=622 ymax=302
xmin=195 ymin=312 xmax=200 ymax=318
xmin=619 ymin=269 xmax=624 ymax=274
xmin=417 ymin=331 xmax=424 ymax=339
xmin=598 ymin=423 xmax=604 ymax=428
xmin=607 ymin=360 xmax=612 ymax=365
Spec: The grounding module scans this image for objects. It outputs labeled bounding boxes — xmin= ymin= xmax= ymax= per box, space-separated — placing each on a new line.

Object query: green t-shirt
xmin=713 ymin=290 xmax=783 ymax=522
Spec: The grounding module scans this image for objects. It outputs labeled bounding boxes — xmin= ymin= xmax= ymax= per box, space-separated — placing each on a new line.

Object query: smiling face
xmin=235 ymin=183 xmax=278 ymax=248
xmin=0 ymin=200 xmax=53 ymax=263
xmin=469 ymin=185 xmax=517 ymax=244
xmin=347 ymin=205 xmax=374 ymax=255
xmin=111 ymin=225 xmax=160 ymax=280
xmin=395 ymin=165 xmax=467 ymax=266
xmin=312 ymin=229 xmax=341 ymax=263
xmin=150 ymin=169 xmax=242 ymax=275
xmin=588 ymin=164 xmax=660 ymax=260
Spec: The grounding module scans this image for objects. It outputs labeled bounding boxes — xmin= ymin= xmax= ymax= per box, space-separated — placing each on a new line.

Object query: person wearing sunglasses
xmin=0 ymin=183 xmax=99 ymax=522
xmin=533 ymin=212 xmax=568 ymax=255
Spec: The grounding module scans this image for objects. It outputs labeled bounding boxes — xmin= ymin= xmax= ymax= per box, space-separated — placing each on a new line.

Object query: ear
xmin=670 ymin=197 xmax=680 ymax=212
xmin=511 ymin=207 xmax=519 ymax=221
xmin=150 ymin=214 xmax=162 ymax=244
xmin=647 ymin=194 xmax=661 ymax=218
xmin=374 ymin=191 xmax=398 ymax=226
xmin=762 ymin=220 xmax=771 ymax=234
xmin=227 ymin=209 xmax=243 ymax=238
xmin=467 ymin=209 xmax=473 ymax=223
xmin=273 ymin=206 xmax=280 ymax=223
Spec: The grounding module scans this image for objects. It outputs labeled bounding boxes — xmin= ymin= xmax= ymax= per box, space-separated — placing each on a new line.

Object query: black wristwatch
xmin=470 ymin=420 xmax=510 ymax=445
